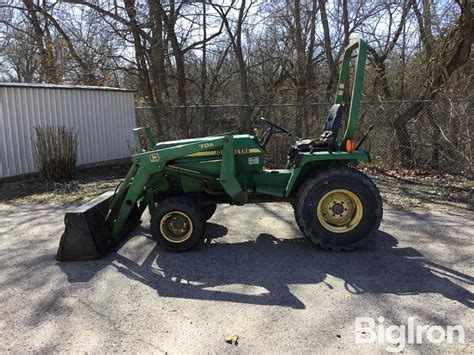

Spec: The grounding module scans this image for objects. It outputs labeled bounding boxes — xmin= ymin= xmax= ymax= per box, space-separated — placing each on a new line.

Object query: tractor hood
xmin=153 ymin=136 xmax=212 ymax=150
xmin=153 ymin=134 xmax=259 ymax=152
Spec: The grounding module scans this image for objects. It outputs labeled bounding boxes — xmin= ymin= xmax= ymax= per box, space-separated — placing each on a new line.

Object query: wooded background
xmin=1 ymin=1 xmax=472 ymax=175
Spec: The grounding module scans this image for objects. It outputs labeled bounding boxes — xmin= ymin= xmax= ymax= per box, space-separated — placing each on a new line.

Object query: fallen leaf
xmin=225 ymin=334 xmax=239 ymax=345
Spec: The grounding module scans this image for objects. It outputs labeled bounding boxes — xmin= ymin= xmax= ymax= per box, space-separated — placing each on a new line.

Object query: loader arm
xmin=108 ymin=134 xmax=244 ymax=239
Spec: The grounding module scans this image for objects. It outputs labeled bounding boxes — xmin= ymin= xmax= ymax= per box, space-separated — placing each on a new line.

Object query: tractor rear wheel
xmin=295 ymin=167 xmax=382 ymax=251
xmin=151 ymin=197 xmax=205 ymax=252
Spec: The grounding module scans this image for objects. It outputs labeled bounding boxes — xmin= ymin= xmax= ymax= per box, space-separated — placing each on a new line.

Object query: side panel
xmin=171 ymin=135 xmax=265 ymax=193
xmin=252 ymin=170 xmax=293 ymax=197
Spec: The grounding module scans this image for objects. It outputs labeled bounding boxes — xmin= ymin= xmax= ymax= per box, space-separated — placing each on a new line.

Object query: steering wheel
xmin=258 ymin=117 xmax=292 ymax=148
xmin=260 ymin=117 xmax=291 ymax=134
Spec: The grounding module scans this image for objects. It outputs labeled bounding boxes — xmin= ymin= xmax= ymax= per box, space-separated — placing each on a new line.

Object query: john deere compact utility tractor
xmin=57 ymin=39 xmax=382 ymax=261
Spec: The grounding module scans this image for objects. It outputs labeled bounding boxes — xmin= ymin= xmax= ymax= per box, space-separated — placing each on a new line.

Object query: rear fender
xmin=284 ymin=150 xmax=370 ymax=196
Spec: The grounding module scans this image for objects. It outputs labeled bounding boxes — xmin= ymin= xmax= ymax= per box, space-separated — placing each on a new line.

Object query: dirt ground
xmin=0 ymin=166 xmax=472 ymax=353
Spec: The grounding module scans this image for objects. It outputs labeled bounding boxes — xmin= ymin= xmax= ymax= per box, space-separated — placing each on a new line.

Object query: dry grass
xmin=363 ymin=167 xmax=474 ymax=212
xmin=0 ymin=164 xmax=129 ymax=205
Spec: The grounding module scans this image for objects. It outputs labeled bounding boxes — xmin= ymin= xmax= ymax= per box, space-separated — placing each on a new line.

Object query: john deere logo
xmin=150 ymin=153 xmax=160 ymax=162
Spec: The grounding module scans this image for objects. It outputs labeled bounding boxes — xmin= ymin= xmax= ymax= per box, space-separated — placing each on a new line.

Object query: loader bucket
xmin=56 ymin=190 xmax=141 ymax=261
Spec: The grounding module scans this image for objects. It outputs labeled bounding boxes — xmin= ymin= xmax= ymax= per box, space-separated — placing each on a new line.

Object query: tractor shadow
xmin=58 ymin=224 xmax=473 ymax=310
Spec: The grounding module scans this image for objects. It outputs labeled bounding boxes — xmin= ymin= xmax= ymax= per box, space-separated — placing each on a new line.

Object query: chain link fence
xmin=135 ymin=98 xmax=473 ymax=176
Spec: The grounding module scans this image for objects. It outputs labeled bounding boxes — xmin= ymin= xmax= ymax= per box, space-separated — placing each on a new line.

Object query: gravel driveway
xmin=0 ymin=202 xmax=472 ymax=353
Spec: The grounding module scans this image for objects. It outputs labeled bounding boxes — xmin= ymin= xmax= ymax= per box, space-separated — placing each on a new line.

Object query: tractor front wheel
xmin=151 ymin=197 xmax=205 ymax=252
xmin=295 ymin=167 xmax=382 ymax=251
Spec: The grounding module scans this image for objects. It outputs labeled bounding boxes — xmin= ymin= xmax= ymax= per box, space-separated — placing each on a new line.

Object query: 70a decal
xmin=199 ymin=142 xmax=214 ymax=149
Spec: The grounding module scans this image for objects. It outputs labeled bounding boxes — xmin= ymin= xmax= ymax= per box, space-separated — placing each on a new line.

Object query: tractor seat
xmin=295 ymin=104 xmax=344 ymax=153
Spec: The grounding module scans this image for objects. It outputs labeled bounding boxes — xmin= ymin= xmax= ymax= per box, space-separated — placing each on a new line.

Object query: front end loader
xmin=56 ymin=39 xmax=382 ymax=261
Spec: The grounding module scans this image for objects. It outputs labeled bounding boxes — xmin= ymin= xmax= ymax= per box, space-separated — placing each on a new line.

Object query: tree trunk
xmin=393 ymin=102 xmax=426 ymax=168
xmin=236 ymin=1 xmax=252 ymax=133
xmin=318 ymin=0 xmax=338 ymax=100
xmin=292 ymin=0 xmax=317 ymax=137
xmin=200 ymin=1 xmax=209 ymax=136
xmin=22 ymin=0 xmax=58 ymax=83
xmin=213 ymin=1 xmax=252 ymax=133
xmin=148 ymin=0 xmax=168 ymax=104
xmin=426 ymin=106 xmax=440 ymax=169
xmin=394 ymin=0 xmax=472 ymax=168
xmin=156 ymin=0 xmax=188 ymax=135
xmin=294 ymin=0 xmax=305 ymax=137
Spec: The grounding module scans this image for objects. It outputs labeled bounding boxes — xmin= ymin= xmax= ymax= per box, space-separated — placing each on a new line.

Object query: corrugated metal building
xmin=0 ymin=83 xmax=135 ymax=178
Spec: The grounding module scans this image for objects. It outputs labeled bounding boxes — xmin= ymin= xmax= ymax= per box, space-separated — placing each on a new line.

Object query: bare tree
xmin=19 ymin=0 xmax=59 ymax=82
xmin=393 ymin=0 xmax=472 ymax=167
xmin=284 ymin=0 xmax=318 ymax=136
xmin=365 ymin=0 xmax=409 ymax=98
xmin=1 ymin=24 xmax=38 ymax=82
xmin=213 ymin=0 xmax=255 ymax=133
xmin=0 ymin=0 xmax=471 ymax=175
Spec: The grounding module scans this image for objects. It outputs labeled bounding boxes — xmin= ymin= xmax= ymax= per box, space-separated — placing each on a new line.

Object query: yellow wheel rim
xmin=316 ymin=189 xmax=363 ymax=233
xmin=159 ymin=211 xmax=193 ymax=243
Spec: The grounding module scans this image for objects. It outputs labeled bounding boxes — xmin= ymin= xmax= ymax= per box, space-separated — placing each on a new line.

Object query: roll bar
xmin=334 ymin=39 xmax=367 ymax=148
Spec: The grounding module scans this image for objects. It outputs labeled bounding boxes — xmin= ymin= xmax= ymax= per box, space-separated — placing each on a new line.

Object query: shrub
xmin=35 ymin=126 xmax=78 ymax=182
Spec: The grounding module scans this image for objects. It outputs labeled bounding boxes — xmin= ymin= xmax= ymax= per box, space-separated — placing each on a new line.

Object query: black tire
xmin=150 ymin=196 xmax=205 ymax=252
xmin=295 ymin=167 xmax=382 ymax=251
xmin=202 ymin=203 xmax=217 ymax=221
xmin=292 ymin=201 xmax=305 ymax=235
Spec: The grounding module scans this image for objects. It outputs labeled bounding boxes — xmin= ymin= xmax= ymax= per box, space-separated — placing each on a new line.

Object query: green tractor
xmin=56 ymin=39 xmax=382 ymax=261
